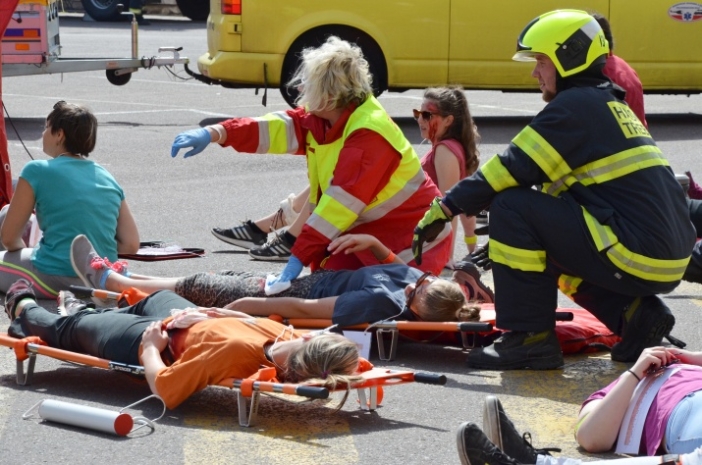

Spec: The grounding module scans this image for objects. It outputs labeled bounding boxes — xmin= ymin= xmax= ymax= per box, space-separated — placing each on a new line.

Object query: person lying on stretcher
xmin=4 ymin=281 xmax=362 ymax=410
xmin=69 ymin=234 xmax=493 ymax=328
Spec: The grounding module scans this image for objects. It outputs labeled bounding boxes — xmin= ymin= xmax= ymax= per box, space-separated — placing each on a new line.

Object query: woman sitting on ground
xmin=70 ymin=234 xmax=486 ymax=327
xmin=0 ymin=101 xmax=139 ymax=298
xmin=5 ymin=281 xmax=362 ymax=410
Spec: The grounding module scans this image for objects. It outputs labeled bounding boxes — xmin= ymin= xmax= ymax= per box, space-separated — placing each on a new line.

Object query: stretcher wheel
xmin=106 ymin=70 xmax=132 ymax=86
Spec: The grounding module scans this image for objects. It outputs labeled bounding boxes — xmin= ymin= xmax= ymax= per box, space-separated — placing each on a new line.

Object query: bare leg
xmin=104 ymin=271 xmax=180 ymax=295
xmin=286 ymin=189 xmax=311 ymax=237
xmin=254 ymin=185 xmax=311 ymax=232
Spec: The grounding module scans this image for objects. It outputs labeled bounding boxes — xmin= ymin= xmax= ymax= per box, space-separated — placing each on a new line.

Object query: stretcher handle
xmin=457 ymin=322 xmax=493 ymax=332
xmin=69 ymin=285 xmax=121 ymax=301
xmin=555 ymin=311 xmax=574 ymax=321
xmin=296 ymin=385 xmax=330 ymax=399
xmin=413 ymin=373 xmax=447 ymax=385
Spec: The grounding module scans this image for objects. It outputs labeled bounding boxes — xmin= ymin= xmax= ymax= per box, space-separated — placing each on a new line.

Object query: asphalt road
xmin=1 ymin=15 xmax=702 ymax=465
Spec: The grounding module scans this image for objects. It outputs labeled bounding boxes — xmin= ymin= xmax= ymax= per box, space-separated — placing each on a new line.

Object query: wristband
xmin=379 ymin=251 xmax=396 ymax=264
xmin=464 ymin=235 xmax=477 ymax=245
xmin=626 ymin=369 xmax=641 ymax=382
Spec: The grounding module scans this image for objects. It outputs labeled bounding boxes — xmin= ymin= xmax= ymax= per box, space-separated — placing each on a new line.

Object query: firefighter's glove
xmin=264 ymin=256 xmax=304 ymax=295
xmin=471 ymin=241 xmax=492 ymax=271
xmin=171 ymin=128 xmax=211 ymax=158
xmin=412 ymin=197 xmax=451 ymax=265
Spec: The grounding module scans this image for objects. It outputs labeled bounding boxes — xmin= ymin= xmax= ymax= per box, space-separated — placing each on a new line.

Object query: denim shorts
xmin=665 ymin=389 xmax=702 ymax=454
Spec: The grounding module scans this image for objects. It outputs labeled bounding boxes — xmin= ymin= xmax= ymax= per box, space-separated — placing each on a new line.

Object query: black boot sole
xmin=611 ymin=306 xmax=675 ymax=363
xmin=466 ymin=352 xmax=564 ymax=370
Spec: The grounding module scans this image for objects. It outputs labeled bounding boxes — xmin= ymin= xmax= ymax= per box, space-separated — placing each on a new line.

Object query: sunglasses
xmin=406 ymin=271 xmax=435 ymax=312
xmin=412 ymin=109 xmax=440 ymax=121
xmin=53 ymin=100 xmax=66 ymax=110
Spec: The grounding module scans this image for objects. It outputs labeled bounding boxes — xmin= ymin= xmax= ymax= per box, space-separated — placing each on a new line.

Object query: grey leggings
xmin=174 ymin=270 xmax=333 ymax=308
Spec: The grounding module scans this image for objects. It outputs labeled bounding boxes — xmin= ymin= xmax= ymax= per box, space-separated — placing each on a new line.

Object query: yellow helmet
xmin=513 ymin=9 xmax=609 ymax=78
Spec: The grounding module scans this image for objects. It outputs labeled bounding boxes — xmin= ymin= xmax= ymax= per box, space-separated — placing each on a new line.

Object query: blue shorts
xmin=666 ymin=389 xmax=702 ymax=454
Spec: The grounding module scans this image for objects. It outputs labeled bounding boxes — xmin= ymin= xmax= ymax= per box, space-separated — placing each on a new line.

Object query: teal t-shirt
xmin=20 ymin=156 xmax=125 ymax=276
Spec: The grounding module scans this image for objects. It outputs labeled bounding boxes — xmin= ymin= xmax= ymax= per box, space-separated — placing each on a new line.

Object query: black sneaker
xmin=453 ymin=261 xmax=494 ymax=303
xmin=211 ymin=220 xmax=268 ymax=249
xmin=4 ymin=279 xmax=36 ymax=321
xmin=57 ymin=290 xmax=96 ymax=316
xmin=483 ymin=396 xmax=559 ymax=464
xmin=611 ymin=295 xmax=675 ymax=363
xmin=456 ymin=422 xmax=520 ymax=465
xmin=249 ymin=231 xmax=295 ymax=262
xmin=466 ymin=329 xmax=564 ymax=370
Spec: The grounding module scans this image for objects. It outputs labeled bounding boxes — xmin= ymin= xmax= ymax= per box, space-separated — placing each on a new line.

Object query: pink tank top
xmin=420 ymin=138 xmax=467 ymax=188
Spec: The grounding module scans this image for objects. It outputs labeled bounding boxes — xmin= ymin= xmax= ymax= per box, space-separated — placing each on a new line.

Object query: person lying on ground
xmin=70 ymin=234 xmax=492 ymax=327
xmin=455 ymin=345 xmax=702 ymax=464
xmin=4 ymin=279 xmax=362 ymax=410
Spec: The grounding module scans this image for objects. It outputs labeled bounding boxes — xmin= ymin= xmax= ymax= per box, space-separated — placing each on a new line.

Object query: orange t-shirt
xmin=153 ymin=318 xmax=302 ymax=409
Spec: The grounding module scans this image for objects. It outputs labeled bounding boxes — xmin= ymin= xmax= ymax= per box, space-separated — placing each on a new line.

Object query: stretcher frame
xmin=0 ymin=333 xmax=446 ymax=427
xmin=275 ymin=310 xmax=573 ymax=362
xmin=68 ymin=287 xmax=573 ymax=362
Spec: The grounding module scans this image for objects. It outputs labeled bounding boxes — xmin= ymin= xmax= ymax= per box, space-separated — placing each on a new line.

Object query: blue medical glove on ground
xmin=171 ymin=128 xmax=211 ymax=158
xmin=412 ymin=197 xmax=451 ymax=265
xmin=264 ymin=255 xmax=304 ymax=295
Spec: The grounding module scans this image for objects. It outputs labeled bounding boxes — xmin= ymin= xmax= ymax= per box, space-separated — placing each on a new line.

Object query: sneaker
xmin=611 ymin=295 xmax=675 ymax=363
xmin=70 ymin=235 xmax=111 ymax=305
xmin=476 ymin=210 xmax=489 ymax=224
xmin=456 ymin=422 xmax=519 ymax=465
xmin=466 ymin=329 xmax=564 ymax=370
xmin=249 ymin=231 xmax=295 ymax=262
xmin=4 ymin=278 xmax=36 ymax=321
xmin=470 ymin=242 xmax=492 ymax=271
xmin=211 ymin=220 xmax=268 ymax=249
xmin=453 ymin=261 xmax=494 ymax=303
xmin=57 ymin=290 xmax=95 ymax=316
xmin=483 ymin=396 xmax=559 ymax=464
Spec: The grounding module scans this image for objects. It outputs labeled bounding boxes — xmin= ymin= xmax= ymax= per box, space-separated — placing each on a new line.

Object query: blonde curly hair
xmin=289 ymin=36 xmax=373 ymax=112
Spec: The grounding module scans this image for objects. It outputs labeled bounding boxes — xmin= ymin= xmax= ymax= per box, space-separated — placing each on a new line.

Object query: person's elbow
xmin=575 ymin=428 xmax=614 ymax=453
xmin=117 ymin=236 xmax=140 ymax=254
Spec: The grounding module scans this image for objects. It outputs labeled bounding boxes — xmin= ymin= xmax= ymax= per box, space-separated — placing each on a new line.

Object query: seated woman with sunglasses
xmin=70 ymin=233 xmax=479 ymax=327
xmin=414 ymin=86 xmax=481 ymax=263
xmin=0 ymin=101 xmax=139 ymax=299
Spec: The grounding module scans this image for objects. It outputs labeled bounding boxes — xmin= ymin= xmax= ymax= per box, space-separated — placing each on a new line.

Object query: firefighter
xmin=412 ymin=9 xmax=695 ymax=370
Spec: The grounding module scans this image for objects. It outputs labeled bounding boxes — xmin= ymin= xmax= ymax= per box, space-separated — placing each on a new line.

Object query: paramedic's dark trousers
xmin=9 ymin=290 xmax=192 ymax=364
xmin=488 ymin=188 xmax=678 ymax=333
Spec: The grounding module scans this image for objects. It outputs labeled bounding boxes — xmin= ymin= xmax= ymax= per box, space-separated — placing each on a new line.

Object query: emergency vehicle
xmin=189 ymin=0 xmax=702 ymax=107
xmin=2 ymin=0 xmax=188 ymax=85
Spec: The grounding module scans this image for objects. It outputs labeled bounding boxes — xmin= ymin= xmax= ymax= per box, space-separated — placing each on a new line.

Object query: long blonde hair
xmin=284 ymin=333 xmax=363 ymax=410
xmin=417 ymin=280 xmax=481 ymax=322
xmin=289 ymin=36 xmax=373 ymax=112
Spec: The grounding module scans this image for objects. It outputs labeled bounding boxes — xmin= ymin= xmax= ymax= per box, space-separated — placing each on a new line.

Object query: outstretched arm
xmin=575 ymin=346 xmax=679 ymax=452
xmin=224 ymin=296 xmax=338 ymax=319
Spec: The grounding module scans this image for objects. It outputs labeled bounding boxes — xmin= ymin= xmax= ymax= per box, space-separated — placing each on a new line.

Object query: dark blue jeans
xmin=9 ymin=290 xmax=193 ymax=364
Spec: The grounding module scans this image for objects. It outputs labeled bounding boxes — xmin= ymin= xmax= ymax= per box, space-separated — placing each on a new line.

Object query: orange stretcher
xmin=68 ymin=287 xmax=573 ymax=362
xmin=0 ymin=333 xmax=446 ymax=427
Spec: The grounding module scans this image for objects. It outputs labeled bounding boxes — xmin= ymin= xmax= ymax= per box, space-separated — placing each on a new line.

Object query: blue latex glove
xmin=265 ymin=256 xmax=304 ymax=295
xmin=171 ymin=128 xmax=211 ymax=158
